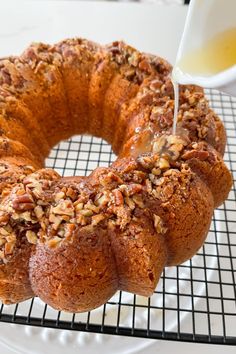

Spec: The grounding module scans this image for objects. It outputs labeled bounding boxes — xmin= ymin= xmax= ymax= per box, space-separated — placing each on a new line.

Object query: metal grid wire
xmin=0 ymin=89 xmax=235 ymax=345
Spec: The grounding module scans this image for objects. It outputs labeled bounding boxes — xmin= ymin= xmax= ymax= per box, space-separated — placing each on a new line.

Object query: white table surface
xmin=0 ymin=0 xmax=186 ymax=62
xmin=0 ymin=1 xmax=235 ymax=353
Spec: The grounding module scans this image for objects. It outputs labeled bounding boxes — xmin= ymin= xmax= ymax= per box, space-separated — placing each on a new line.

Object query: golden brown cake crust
xmin=0 ymin=39 xmax=232 ymax=312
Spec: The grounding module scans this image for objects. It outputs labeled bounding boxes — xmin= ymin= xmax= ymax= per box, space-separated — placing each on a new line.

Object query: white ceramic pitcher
xmin=172 ymin=0 xmax=236 ymax=96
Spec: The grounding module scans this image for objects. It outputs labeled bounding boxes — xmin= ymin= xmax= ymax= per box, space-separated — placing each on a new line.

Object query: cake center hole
xmin=45 ymin=135 xmax=116 ymax=177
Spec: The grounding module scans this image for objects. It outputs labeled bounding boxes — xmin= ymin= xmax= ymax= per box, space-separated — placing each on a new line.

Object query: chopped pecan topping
xmin=4 ymin=241 xmax=15 ymax=255
xmin=0 ymin=250 xmax=4 ymax=259
xmin=26 ymin=230 xmax=38 ymax=244
xmin=113 ymin=189 xmax=124 ymax=206
xmin=54 ymin=191 xmax=65 ymax=202
xmin=124 ymin=196 xmax=135 ymax=210
xmin=197 ymin=125 xmax=208 ymax=139
xmin=153 ymin=136 xmax=166 ymax=154
xmin=91 ymin=214 xmax=105 ymax=226
xmin=138 ymin=59 xmax=152 ymax=73
xmin=52 ymin=200 xmax=74 ymax=217
xmin=95 ymin=193 xmax=110 ymax=207
xmin=84 ymin=201 xmax=99 ymax=213
xmin=79 ymin=209 xmax=93 ymax=217
xmin=64 ymin=223 xmax=76 ymax=239
xmin=115 ymin=205 xmax=131 ymax=230
xmin=0 ymin=212 xmax=10 ymax=225
xmin=124 ymin=68 xmax=136 ymax=81
xmin=12 ymin=193 xmax=35 ymax=211
xmin=145 ymin=179 xmax=153 ymax=193
xmin=0 ymin=226 xmax=10 ymax=236
xmin=149 ymin=79 xmax=162 ymax=92
xmin=149 ymin=173 xmax=159 ymax=186
xmin=47 ymin=236 xmax=62 ymax=249
xmin=17 ymin=211 xmax=36 ymax=223
xmin=182 ymin=150 xmax=210 ymax=161
xmin=0 ymin=238 xmax=6 ymax=247
xmin=137 ymin=155 xmax=154 ymax=170
xmin=49 ymin=213 xmax=63 ymax=230
xmin=0 ymin=68 xmax=12 ymax=86
xmin=66 ymin=187 xmax=78 ymax=201
xmin=75 ymin=202 xmax=84 ymax=211
xmin=128 ymin=52 xmax=139 ymax=67
xmin=151 ymin=167 xmax=161 ymax=176
xmin=34 ymin=205 xmax=44 ymax=219
xmin=159 ymin=157 xmax=170 ymax=170
xmin=153 ymin=214 xmax=167 ymax=234
xmin=76 ymin=214 xmax=87 ymax=226
xmin=132 ymin=194 xmax=144 ymax=208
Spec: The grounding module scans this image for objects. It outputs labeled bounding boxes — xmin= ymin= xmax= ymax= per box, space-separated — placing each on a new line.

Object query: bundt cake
xmin=0 ymin=39 xmax=232 ymax=312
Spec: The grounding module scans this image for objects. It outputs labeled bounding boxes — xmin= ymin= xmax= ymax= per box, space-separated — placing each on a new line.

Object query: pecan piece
xmin=113 ymin=190 xmax=124 ymax=206
xmin=12 ymin=194 xmax=35 ymax=211
xmin=0 ymin=227 xmax=9 ymax=236
xmin=4 ymin=241 xmax=15 ymax=255
xmin=47 ymin=236 xmax=62 ymax=249
xmin=49 ymin=213 xmax=62 ymax=230
xmin=1 ymin=68 xmax=12 ymax=85
xmin=85 ymin=201 xmax=99 ymax=213
xmin=109 ymin=44 xmax=121 ymax=55
xmin=137 ymin=155 xmax=154 ymax=170
xmin=0 ymin=239 xmax=6 ymax=247
xmin=95 ymin=193 xmax=110 ymax=207
xmin=127 ymin=183 xmax=142 ymax=196
xmin=153 ymin=214 xmax=167 ymax=234
xmin=107 ymin=172 xmax=123 ymax=184
xmin=34 ymin=205 xmax=44 ymax=219
xmin=138 ymin=59 xmax=152 ymax=73
xmin=0 ymin=212 xmax=10 ymax=225
xmin=54 ymin=191 xmax=65 ymax=202
xmin=158 ymin=157 xmax=170 ymax=170
xmin=66 ymin=187 xmax=77 ymax=200
xmin=124 ymin=68 xmax=136 ymax=81
xmin=26 ymin=230 xmax=38 ymax=244
xmin=128 ymin=52 xmax=139 ymax=67
xmin=64 ymin=223 xmax=76 ymax=239
xmin=52 ymin=200 xmax=74 ymax=216
xmin=75 ymin=202 xmax=84 ymax=211
xmin=182 ymin=150 xmax=210 ymax=161
xmin=91 ymin=214 xmax=105 ymax=226
xmin=132 ymin=194 xmax=144 ymax=208
xmin=124 ymin=196 xmax=135 ymax=210
xmin=79 ymin=209 xmax=93 ymax=217
xmin=152 ymin=136 xmax=166 ymax=154
xmin=149 ymin=79 xmax=162 ymax=92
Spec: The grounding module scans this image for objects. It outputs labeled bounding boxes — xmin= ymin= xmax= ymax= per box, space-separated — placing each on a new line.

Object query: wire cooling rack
xmin=0 ymin=89 xmax=235 ymax=345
